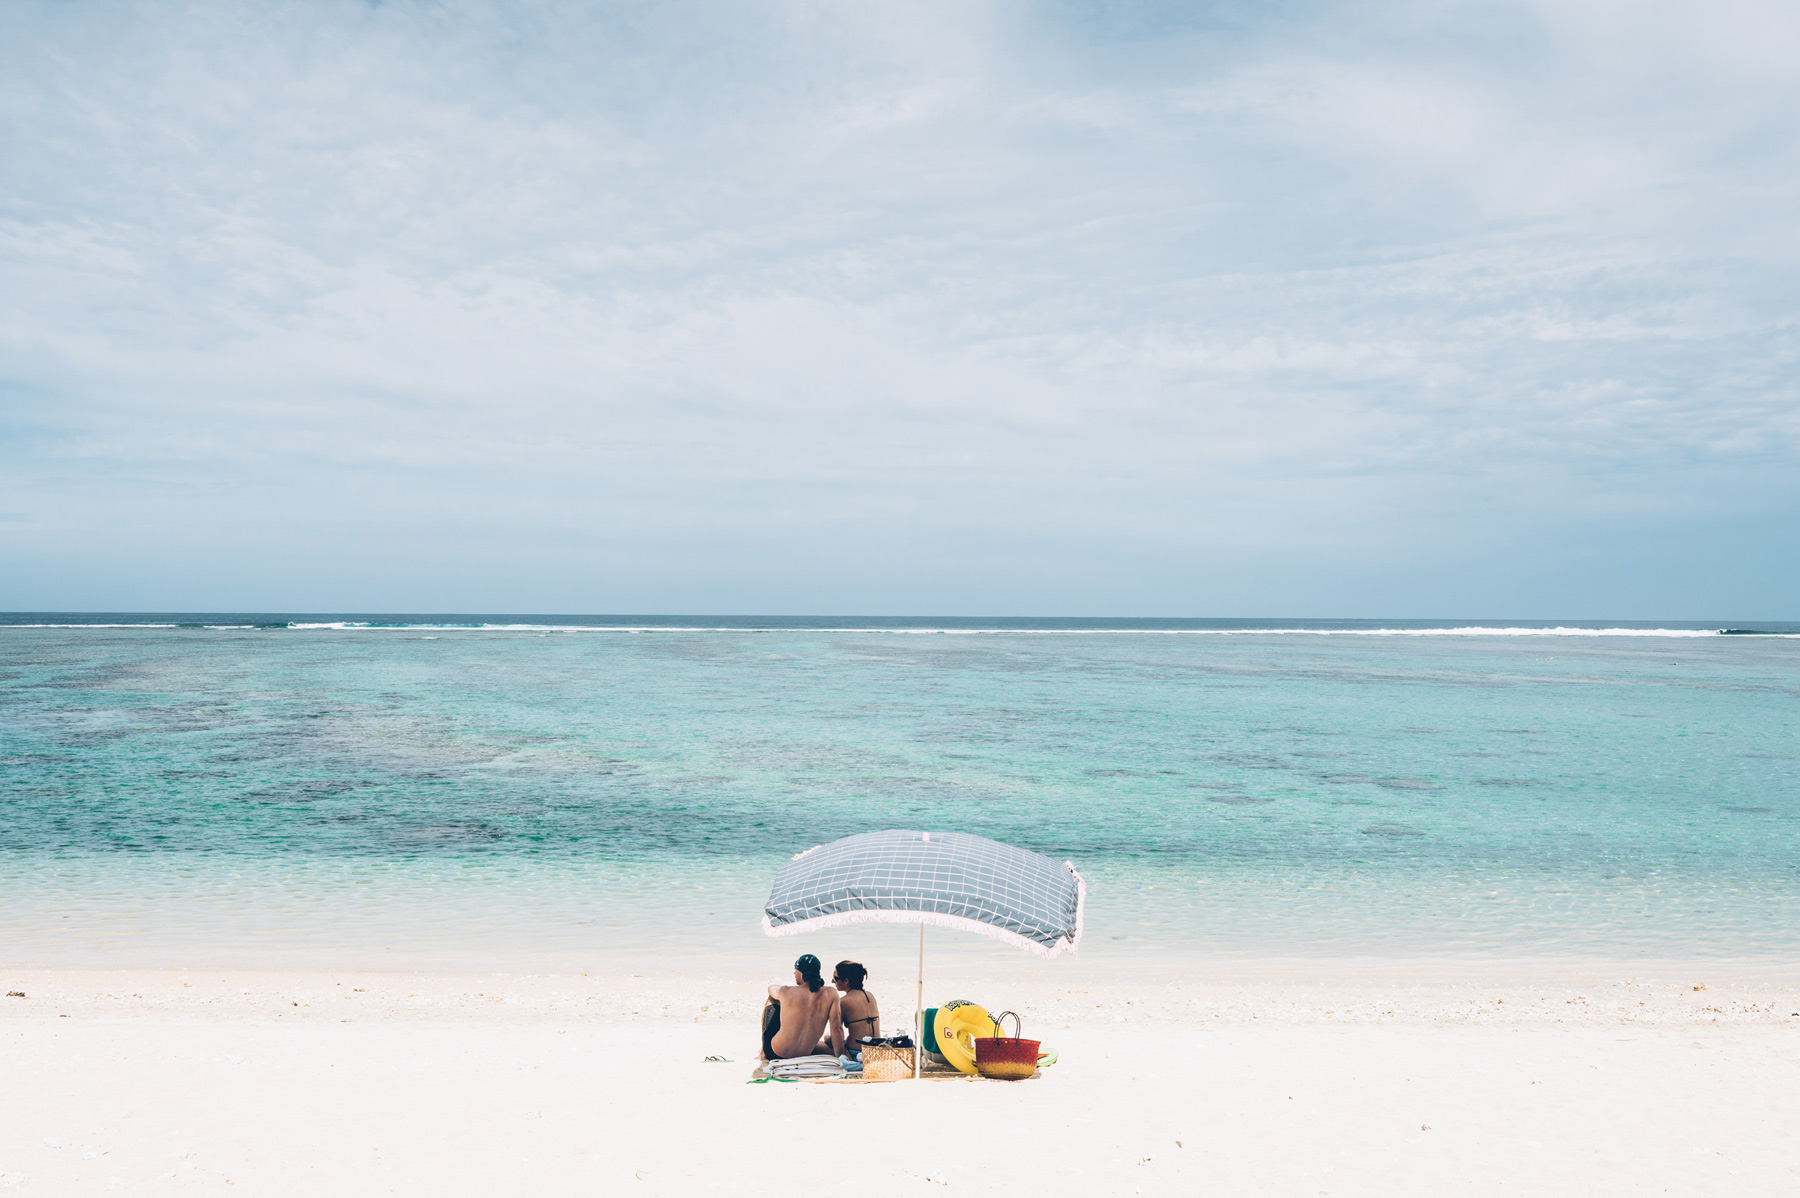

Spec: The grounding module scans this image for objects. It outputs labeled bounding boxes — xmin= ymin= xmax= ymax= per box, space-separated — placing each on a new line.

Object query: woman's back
xmin=833 ymin=960 xmax=880 ymax=1045
xmin=843 ymin=989 xmax=880 ymax=1037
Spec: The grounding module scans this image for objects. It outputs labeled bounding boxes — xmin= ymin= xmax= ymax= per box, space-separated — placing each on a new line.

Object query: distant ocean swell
xmin=1 ymin=621 xmax=1794 ymax=637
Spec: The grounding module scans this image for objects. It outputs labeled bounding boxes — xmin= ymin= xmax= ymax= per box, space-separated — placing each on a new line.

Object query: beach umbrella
xmin=762 ymin=829 xmax=1085 ymax=1077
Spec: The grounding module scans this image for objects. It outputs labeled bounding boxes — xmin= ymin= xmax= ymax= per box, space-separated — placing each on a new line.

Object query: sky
xmin=2 ymin=0 xmax=1796 ymax=616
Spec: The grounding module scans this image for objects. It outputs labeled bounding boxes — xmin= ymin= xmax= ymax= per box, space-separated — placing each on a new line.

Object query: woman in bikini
xmin=830 ymin=960 xmax=880 ymax=1051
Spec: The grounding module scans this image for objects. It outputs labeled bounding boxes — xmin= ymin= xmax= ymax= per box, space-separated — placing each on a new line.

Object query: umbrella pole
xmin=914 ymin=921 xmax=924 ymax=1080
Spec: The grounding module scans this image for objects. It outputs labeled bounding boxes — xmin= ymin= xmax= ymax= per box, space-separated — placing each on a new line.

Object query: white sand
xmin=4 ymin=962 xmax=1798 ymax=1195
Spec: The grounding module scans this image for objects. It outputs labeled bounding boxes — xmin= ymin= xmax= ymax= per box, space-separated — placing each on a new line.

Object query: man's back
xmin=763 ymin=955 xmax=845 ymax=1060
xmin=768 ymin=981 xmax=839 ymax=1058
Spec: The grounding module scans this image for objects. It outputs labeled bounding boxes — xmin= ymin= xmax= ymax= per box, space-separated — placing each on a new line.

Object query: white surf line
xmin=271 ymin=623 xmax=1795 ymax=637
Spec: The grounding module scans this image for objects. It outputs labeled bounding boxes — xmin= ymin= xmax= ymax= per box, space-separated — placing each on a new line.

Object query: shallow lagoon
xmin=3 ymin=618 xmax=1796 ymax=965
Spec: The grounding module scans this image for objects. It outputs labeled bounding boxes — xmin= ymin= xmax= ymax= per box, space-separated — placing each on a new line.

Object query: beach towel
xmin=761 ymin=1054 xmax=845 ymax=1080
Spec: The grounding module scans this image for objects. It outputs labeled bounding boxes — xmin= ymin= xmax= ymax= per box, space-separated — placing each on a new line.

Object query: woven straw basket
xmin=859 ymin=1042 xmax=914 ymax=1082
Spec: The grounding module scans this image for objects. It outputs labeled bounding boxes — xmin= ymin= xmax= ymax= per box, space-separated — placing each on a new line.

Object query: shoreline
xmin=7 ymin=957 xmax=1798 ymax=1029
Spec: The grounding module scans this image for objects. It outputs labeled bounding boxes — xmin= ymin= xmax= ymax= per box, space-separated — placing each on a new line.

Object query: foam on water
xmin=1 ymin=623 xmax=182 ymax=628
xmin=277 ymin=622 xmax=1783 ymax=636
xmin=8 ymin=614 xmax=1799 ymax=638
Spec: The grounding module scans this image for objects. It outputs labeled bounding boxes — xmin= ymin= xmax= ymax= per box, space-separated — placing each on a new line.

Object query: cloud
xmin=0 ymin=0 xmax=1795 ymax=613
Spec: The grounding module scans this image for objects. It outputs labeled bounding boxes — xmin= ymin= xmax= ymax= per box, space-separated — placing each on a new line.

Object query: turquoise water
xmin=2 ymin=617 xmax=1797 ymax=965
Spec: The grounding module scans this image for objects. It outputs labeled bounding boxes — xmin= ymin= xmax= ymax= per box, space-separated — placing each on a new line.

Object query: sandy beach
xmin=5 ymin=960 xmax=1797 ymax=1195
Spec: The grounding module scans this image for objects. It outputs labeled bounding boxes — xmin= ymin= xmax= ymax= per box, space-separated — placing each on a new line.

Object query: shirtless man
xmin=760 ymin=953 xmax=843 ymax=1061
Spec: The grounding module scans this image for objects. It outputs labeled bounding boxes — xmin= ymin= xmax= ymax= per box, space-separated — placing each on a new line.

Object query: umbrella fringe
xmin=1066 ymin=860 xmax=1087 ymax=955
xmin=761 ymin=904 xmax=1081 ymax=959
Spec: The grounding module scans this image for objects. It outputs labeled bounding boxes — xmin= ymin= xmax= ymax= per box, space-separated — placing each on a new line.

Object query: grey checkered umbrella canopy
xmin=762 ymin=830 xmax=1085 ymax=958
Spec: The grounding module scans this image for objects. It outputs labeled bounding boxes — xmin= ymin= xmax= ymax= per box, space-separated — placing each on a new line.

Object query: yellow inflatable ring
xmin=933 ymin=1003 xmax=998 ymax=1076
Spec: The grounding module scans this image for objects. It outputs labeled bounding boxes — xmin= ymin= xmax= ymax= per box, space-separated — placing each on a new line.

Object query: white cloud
xmin=0 ymin=0 xmax=1795 ymax=612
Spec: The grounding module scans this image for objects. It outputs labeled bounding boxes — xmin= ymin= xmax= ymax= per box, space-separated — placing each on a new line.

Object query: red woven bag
xmin=973 ymin=1011 xmax=1040 ymax=1080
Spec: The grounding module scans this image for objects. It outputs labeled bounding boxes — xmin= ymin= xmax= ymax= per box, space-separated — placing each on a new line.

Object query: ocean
xmin=2 ymin=616 xmax=1796 ymax=969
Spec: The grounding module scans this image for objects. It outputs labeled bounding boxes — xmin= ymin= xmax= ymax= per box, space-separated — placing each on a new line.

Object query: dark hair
xmin=834 ymin=960 xmax=867 ymax=991
xmin=795 ymin=954 xmax=823 ymax=992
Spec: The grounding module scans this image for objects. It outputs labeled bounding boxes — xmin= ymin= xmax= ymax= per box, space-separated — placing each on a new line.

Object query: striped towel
xmin=763 ymin=1054 xmax=845 ymax=1080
